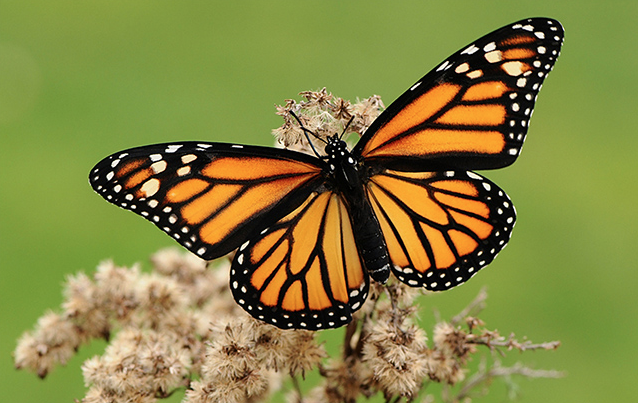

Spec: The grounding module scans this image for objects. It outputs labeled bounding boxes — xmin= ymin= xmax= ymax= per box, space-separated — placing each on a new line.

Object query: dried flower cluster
xmin=272 ymin=87 xmax=384 ymax=152
xmin=15 ymin=248 xmax=561 ymax=403
xmin=15 ymin=90 xmax=562 ymax=403
xmin=15 ymin=250 xmax=327 ymax=403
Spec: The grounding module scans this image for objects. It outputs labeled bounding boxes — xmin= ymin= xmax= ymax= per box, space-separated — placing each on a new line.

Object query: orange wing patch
xmin=124 ymin=167 xmax=153 ymax=190
xmin=361 ymin=80 xmax=512 ymax=161
xmin=115 ymin=158 xmax=145 ymax=178
xmin=435 ymin=104 xmax=506 ymax=126
xmin=462 ymin=81 xmax=511 ymax=101
xmin=366 ymin=169 xmax=516 ymax=291
xmin=367 ymin=128 xmax=506 ymax=158
xmin=202 ymin=156 xmax=319 ymax=180
xmin=362 ymin=83 xmax=462 ymax=156
xmin=499 ymin=34 xmax=536 ymax=46
xmin=165 ymin=179 xmax=210 ymax=203
xmin=230 ymin=191 xmax=369 ymax=330
xmin=195 ymin=176 xmax=317 ymax=248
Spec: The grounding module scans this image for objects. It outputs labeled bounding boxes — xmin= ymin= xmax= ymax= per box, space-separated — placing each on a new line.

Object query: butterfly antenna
xmin=339 ymin=115 xmax=355 ymax=140
xmin=289 ymin=111 xmax=325 ymax=158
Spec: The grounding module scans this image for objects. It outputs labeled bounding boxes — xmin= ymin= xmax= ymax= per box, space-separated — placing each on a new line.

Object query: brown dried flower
xmin=272 ymin=89 xmax=384 ymax=152
xmin=362 ymin=320 xmax=429 ymax=398
xmin=82 ymin=328 xmax=190 ymax=398
xmin=433 ymin=322 xmax=476 ymax=362
xmin=14 ymin=311 xmax=81 ymax=378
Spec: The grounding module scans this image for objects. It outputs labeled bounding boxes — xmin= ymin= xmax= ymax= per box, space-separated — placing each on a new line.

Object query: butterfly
xmin=90 ymin=18 xmax=563 ymax=330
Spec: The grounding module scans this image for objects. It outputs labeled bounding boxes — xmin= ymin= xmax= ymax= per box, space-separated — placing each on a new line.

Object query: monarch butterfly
xmin=90 ymin=18 xmax=563 ymax=330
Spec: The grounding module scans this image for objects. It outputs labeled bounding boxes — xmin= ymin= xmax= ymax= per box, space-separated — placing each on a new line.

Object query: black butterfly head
xmin=324 ymin=135 xmax=348 ymax=158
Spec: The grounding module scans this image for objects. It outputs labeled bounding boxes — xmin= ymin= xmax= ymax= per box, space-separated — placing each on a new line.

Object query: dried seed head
xmin=283 ymin=330 xmax=327 ymax=377
xmin=317 ymin=356 xmax=374 ymax=403
xmin=204 ymin=317 xmax=258 ymax=381
xmin=433 ymin=322 xmax=476 ymax=361
xmin=186 ymin=379 xmax=246 ymax=403
xmin=424 ymin=349 xmax=466 ymax=385
xmin=135 ymin=274 xmax=187 ymax=324
xmin=62 ymin=272 xmax=110 ymax=339
xmin=272 ymin=89 xmax=384 ymax=154
xmin=330 ymin=97 xmax=353 ymax=121
xmin=362 ymin=321 xmax=429 ymax=398
xmin=81 ymin=328 xmax=190 ymax=399
xmin=14 ymin=312 xmax=81 ymax=378
xmin=93 ymin=260 xmax=142 ymax=324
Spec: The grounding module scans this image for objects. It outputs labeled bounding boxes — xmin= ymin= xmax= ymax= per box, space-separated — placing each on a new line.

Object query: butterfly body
xmin=323 ymin=135 xmax=392 ymax=283
xmin=90 ymin=18 xmax=563 ymax=329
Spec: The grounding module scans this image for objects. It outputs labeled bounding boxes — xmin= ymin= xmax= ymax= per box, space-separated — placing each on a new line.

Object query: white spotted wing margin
xmin=366 ymin=170 xmax=516 ymax=291
xmin=230 ymin=191 xmax=370 ymax=330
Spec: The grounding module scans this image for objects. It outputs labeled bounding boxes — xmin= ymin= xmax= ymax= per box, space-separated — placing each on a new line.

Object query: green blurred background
xmin=2 ymin=1 xmax=636 ymax=401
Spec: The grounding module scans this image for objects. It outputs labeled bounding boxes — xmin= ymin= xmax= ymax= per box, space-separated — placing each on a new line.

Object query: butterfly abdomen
xmin=350 ymin=200 xmax=391 ymax=284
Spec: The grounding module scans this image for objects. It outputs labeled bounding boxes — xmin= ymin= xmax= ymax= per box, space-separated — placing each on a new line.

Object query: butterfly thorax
xmin=324 ymin=135 xmax=391 ymax=284
xmin=324 ymin=136 xmax=360 ymax=189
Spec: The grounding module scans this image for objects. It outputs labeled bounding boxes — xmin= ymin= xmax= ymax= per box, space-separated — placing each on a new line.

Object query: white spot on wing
xmin=502 ymin=61 xmax=526 ymax=76
xmin=484 ymin=50 xmax=502 ymax=63
xmin=177 ymin=166 xmax=191 ymax=176
xmin=181 ymin=154 xmax=197 ymax=164
xmin=483 ymin=42 xmax=497 ymax=52
xmin=461 ymin=44 xmax=479 ymax=55
xmin=436 ymin=60 xmax=450 ymax=71
xmin=151 ymin=160 xmax=167 ymax=174
xmin=466 ymin=69 xmax=483 ymax=79
xmin=166 ymin=145 xmax=182 ymax=153
xmin=455 ymin=62 xmax=470 ymax=73
xmin=141 ymin=178 xmax=160 ymax=197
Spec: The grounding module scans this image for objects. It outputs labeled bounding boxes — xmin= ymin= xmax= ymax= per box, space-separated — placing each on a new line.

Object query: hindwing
xmin=366 ymin=170 xmax=515 ymax=290
xmin=230 ymin=191 xmax=369 ymax=329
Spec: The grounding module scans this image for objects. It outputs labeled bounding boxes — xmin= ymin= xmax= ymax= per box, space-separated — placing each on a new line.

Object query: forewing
xmin=89 ymin=142 xmax=324 ymax=260
xmin=366 ymin=170 xmax=515 ymax=290
xmin=355 ymin=18 xmax=564 ymax=171
xmin=230 ymin=191 xmax=369 ymax=330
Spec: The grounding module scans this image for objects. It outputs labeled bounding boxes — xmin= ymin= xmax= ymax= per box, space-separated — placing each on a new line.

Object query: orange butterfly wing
xmin=231 ymin=191 xmax=369 ymax=329
xmin=355 ymin=18 xmax=564 ymax=171
xmin=366 ymin=170 xmax=515 ymax=290
xmin=90 ymin=142 xmax=324 ymax=260
xmin=350 ymin=18 xmax=562 ymax=292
